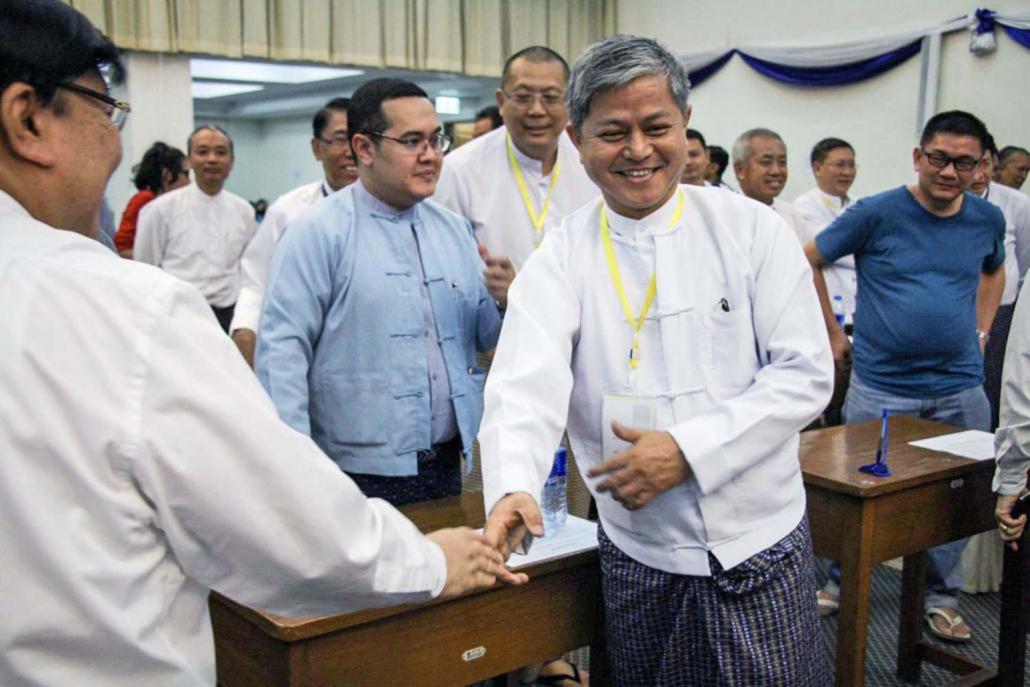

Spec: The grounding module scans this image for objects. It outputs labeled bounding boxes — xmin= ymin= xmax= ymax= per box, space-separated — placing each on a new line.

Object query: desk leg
xmin=589 ymin=625 xmax=612 ymax=686
xmin=836 ymin=505 xmax=875 ymax=687
xmin=896 ymin=552 xmax=927 ymax=683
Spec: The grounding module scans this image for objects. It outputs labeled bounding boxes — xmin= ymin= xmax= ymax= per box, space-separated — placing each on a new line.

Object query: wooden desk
xmin=211 ymin=491 xmax=609 ymax=686
xmin=800 ymin=417 xmax=998 ymax=687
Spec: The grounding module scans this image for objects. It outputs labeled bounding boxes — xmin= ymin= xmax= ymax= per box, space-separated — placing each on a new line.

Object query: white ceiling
xmin=190 ymin=57 xmax=498 ymax=123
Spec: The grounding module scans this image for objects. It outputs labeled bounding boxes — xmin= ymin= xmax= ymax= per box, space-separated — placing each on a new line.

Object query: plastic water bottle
xmin=832 ymin=295 xmax=846 ymax=328
xmin=541 ymin=446 xmax=568 ymax=535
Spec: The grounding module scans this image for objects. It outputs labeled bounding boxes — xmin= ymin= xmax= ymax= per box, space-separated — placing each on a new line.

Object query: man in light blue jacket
xmin=257 ymin=78 xmax=513 ymax=506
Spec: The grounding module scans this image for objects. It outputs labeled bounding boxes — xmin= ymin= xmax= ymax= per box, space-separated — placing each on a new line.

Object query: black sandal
xmin=535 ymin=661 xmax=583 ymax=686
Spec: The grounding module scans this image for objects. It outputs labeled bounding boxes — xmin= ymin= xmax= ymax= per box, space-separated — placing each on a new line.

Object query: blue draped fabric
xmin=687 ymin=51 xmax=734 ymax=87
xmin=736 ymin=40 xmax=923 ymax=87
xmin=1000 ymin=24 xmax=1030 ymax=48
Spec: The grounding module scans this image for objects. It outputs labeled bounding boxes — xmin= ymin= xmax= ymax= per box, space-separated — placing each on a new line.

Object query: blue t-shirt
xmin=816 ymin=186 xmax=1005 ymax=398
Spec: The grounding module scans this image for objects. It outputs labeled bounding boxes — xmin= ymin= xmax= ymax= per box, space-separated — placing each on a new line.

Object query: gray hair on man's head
xmin=566 ymin=34 xmax=691 ymax=131
xmin=731 ymin=128 xmax=783 ymax=165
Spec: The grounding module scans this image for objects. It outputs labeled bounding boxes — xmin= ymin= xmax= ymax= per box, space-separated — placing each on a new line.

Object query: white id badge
xmin=601 ymin=388 xmax=658 ymax=460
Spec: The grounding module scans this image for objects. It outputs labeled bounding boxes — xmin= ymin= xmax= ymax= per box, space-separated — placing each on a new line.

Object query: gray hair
xmin=731 ymin=128 xmax=783 ymax=165
xmin=566 ymin=34 xmax=691 ymax=131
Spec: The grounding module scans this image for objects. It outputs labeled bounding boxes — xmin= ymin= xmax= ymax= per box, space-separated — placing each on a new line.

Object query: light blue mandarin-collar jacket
xmin=255 ymin=181 xmax=502 ymax=477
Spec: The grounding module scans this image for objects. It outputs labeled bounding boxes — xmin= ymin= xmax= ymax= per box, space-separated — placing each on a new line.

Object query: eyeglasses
xmin=501 ymin=90 xmax=565 ymax=109
xmin=316 ymin=135 xmax=351 ymax=151
xmin=57 ymin=81 xmax=131 ymax=129
xmin=369 ymin=131 xmax=451 ymax=154
xmin=826 ymin=161 xmax=858 ymax=171
xmin=921 ymin=148 xmax=979 ymax=172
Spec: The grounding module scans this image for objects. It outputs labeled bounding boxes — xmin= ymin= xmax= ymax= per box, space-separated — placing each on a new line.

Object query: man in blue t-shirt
xmin=803 ymin=110 xmax=1006 ymax=643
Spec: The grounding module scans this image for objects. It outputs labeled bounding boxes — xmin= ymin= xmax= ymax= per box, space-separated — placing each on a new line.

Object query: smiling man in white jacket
xmin=480 ymin=35 xmax=833 ymax=685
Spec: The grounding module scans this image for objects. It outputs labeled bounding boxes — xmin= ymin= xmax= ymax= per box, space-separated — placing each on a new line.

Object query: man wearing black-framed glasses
xmin=804 ymin=110 xmax=1006 ymax=641
xmin=257 ymin=78 xmax=511 ymax=510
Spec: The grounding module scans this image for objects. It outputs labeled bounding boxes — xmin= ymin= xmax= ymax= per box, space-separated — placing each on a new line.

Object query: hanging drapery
xmin=61 ymin=0 xmax=617 ymax=77
xmin=679 ymin=8 xmax=1030 ymax=89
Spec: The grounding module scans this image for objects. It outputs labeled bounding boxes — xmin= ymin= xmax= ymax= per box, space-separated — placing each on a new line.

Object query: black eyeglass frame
xmin=919 ymin=147 xmax=980 ymax=173
xmin=56 ymin=81 xmax=131 ymax=128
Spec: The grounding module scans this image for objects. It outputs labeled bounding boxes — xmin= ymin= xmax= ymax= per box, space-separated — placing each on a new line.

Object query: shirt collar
xmin=190 ymin=183 xmax=223 ymax=203
xmin=816 ymin=187 xmax=850 ymax=209
xmin=508 ymin=135 xmax=555 ymax=177
xmin=321 ymin=180 xmax=334 ymax=197
xmin=604 ymin=186 xmax=684 ymax=238
xmin=0 ymin=189 xmax=30 ymax=218
xmin=351 ymin=179 xmax=419 ymax=223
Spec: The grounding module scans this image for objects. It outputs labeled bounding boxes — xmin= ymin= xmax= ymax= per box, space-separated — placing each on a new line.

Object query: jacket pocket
xmin=315 ymin=376 xmax=391 ymax=447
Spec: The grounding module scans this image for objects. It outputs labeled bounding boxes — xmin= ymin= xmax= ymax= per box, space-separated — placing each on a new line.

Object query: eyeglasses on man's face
xmin=316 ymin=134 xmax=352 ymax=151
xmin=826 ymin=160 xmax=857 ymax=171
xmin=56 ymin=81 xmax=131 ymax=130
xmin=920 ymin=148 xmax=979 ymax=172
xmin=370 ymin=131 xmax=451 ymax=155
xmin=501 ymin=89 xmax=565 ymax=109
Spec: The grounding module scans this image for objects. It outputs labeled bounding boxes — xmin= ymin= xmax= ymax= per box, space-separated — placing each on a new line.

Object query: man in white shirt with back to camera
xmin=230 ymin=97 xmax=357 ymax=366
xmin=134 ymin=123 xmax=256 ymax=333
xmin=0 ymin=3 xmax=518 ymax=685
xmin=972 ymin=134 xmax=1030 ymax=430
xmin=732 ymin=127 xmax=812 ymax=245
xmin=434 ymin=45 xmax=599 ymax=271
xmin=794 ymin=137 xmax=858 ymax=326
xmin=480 ymin=34 xmax=832 ymax=686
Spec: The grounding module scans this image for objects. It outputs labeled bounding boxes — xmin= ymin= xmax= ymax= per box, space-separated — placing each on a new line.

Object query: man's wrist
xmin=977 ymin=329 xmax=990 ymax=343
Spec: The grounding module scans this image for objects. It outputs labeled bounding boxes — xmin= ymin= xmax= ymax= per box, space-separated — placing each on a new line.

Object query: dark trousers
xmin=211 ymin=303 xmax=235 ymax=334
xmin=347 ymin=436 xmax=463 ymax=507
xmin=984 ymin=301 xmax=1016 ymax=431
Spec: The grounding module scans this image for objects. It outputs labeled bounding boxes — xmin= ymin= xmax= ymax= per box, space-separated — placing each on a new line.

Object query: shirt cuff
xmin=426 ymin=538 xmax=448 ymax=598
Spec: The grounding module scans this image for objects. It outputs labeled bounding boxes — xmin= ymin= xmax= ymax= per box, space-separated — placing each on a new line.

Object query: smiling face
xmin=681 ymin=136 xmax=709 ymax=186
xmin=497 ymin=57 xmax=568 ymax=162
xmin=312 ymin=108 xmax=357 ymax=191
xmin=997 ymin=150 xmax=1029 ymax=190
xmin=188 ymin=128 xmax=233 ymax=195
xmin=568 ymin=74 xmax=688 ymax=220
xmin=353 ymin=96 xmax=442 ymax=209
xmin=735 ymin=135 xmax=787 ymax=205
xmin=812 ymin=146 xmax=856 ymax=199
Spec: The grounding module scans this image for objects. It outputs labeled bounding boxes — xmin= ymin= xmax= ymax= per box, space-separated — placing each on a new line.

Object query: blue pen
xmin=859 ymin=408 xmax=892 ymax=477
xmin=874 ymin=408 xmax=889 ymax=464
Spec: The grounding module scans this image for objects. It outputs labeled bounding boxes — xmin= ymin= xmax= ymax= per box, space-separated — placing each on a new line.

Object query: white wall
xmin=618 ymin=0 xmax=1030 ymax=201
xmin=108 ymin=53 xmax=193 ymax=222
xmin=198 ymin=115 xmax=322 ymax=203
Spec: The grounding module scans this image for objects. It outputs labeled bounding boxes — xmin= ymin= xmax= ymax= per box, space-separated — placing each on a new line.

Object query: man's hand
xmin=830 ymin=326 xmax=852 ymax=371
xmin=483 ymin=492 xmax=543 ymax=566
xmin=478 ymin=245 xmax=515 ymax=309
xmin=231 ymin=328 xmax=256 ymax=368
xmin=587 ymin=421 xmax=692 ymax=510
xmin=427 ymin=526 xmax=524 ymax=598
xmin=996 ymin=492 xmax=1028 ymax=551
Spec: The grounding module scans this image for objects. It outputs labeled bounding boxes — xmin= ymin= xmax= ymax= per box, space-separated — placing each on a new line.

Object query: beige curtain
xmin=63 ymin=0 xmax=617 ymax=75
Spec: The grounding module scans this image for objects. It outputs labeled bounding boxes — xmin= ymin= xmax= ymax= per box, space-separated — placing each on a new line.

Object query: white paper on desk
xmin=498 ymin=515 xmax=598 ymax=570
xmin=908 ymin=430 xmax=995 ymax=461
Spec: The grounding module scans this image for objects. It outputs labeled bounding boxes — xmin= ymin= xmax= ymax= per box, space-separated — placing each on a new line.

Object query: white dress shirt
xmin=231 ymin=180 xmax=331 ymax=333
xmin=982 ymin=181 xmax=1030 ymax=303
xmin=0 ymin=190 xmax=445 ymax=686
xmin=794 ymin=186 xmax=857 ymax=323
xmin=994 ymin=278 xmax=1030 ymax=495
xmin=480 ymin=186 xmax=833 ymax=575
xmin=772 ymin=197 xmax=815 ymax=244
xmin=134 ymin=184 xmax=257 ymax=308
xmin=434 ymin=125 xmax=600 ymax=270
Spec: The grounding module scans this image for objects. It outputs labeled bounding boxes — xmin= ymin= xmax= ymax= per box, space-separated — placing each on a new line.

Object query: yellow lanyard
xmin=506 ymin=135 xmax=561 ymax=246
xmin=601 ymin=189 xmax=684 ymax=370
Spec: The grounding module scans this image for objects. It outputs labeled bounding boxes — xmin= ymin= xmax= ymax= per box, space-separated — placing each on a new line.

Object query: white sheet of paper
xmin=500 ymin=515 xmax=598 ymax=570
xmin=908 ymin=430 xmax=996 ymax=461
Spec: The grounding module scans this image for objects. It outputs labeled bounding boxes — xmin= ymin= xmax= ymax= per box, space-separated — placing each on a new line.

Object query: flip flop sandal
xmin=816 ymin=590 xmax=839 ymax=617
xmin=536 ymin=661 xmax=584 ymax=686
xmin=924 ymin=607 xmax=972 ymax=643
